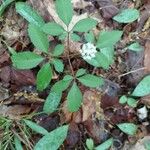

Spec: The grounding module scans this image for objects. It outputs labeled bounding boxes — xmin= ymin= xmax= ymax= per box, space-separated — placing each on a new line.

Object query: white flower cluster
xmin=80 ymin=43 xmax=97 ymax=60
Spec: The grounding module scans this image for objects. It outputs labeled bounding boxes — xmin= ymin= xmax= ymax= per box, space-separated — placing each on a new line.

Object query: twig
xmin=118 ymin=67 xmax=145 ymax=78
xmin=11 ymin=128 xmax=29 ymax=148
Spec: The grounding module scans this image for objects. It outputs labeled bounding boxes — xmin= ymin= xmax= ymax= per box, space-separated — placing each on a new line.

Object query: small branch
xmin=118 ymin=67 xmax=145 ymax=78
xmin=99 ymin=5 xmax=118 ymax=11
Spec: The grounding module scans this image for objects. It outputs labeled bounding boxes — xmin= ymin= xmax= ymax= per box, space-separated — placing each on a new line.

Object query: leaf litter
xmin=0 ymin=0 xmax=150 ymax=149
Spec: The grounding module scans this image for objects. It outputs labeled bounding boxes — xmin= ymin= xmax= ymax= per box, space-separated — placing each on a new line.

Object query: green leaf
xmin=86 ymin=138 xmax=94 ymax=150
xmin=95 ymin=138 xmax=113 ymax=150
xmin=117 ymin=123 xmax=137 ymax=135
xmin=16 ymin=2 xmax=45 ymax=27
xmin=71 ymin=33 xmax=80 ymax=42
xmin=52 ymin=44 xmax=64 ymax=57
xmin=42 ymin=22 xmax=64 ymax=36
xmin=55 ymin=0 xmax=73 ymax=25
xmin=128 ymin=42 xmax=143 ymax=52
xmin=36 ymin=63 xmax=52 ymax=91
xmin=127 ymin=98 xmax=137 ymax=108
xmin=34 ymin=125 xmax=69 ymax=150
xmin=7 ymin=46 xmax=17 ymax=55
xmin=28 ymin=24 xmax=49 ymax=53
xmin=63 ymin=75 xmax=73 ymax=81
xmin=11 ymin=51 xmax=44 ymax=69
xmin=85 ymin=52 xmax=111 ymax=69
xmin=59 ymin=31 xmax=67 ymax=40
xmin=43 ymin=91 xmax=62 ymax=114
xmin=51 ymin=76 xmax=73 ymax=93
xmin=73 ymin=18 xmax=97 ymax=32
xmin=96 ymin=30 xmax=123 ymax=49
xmin=52 ymin=58 xmax=64 ymax=73
xmin=14 ymin=136 xmax=23 ymax=150
xmin=0 ymin=0 xmax=14 ymax=17
xmin=132 ymin=75 xmax=150 ymax=97
xmin=78 ymin=74 xmax=104 ymax=88
xmin=76 ymin=68 xmax=86 ymax=77
xmin=101 ymin=46 xmax=114 ymax=65
xmin=113 ymin=9 xmax=139 ymax=23
xmin=67 ymin=82 xmax=82 ymax=112
xmin=84 ymin=31 xmax=95 ymax=43
xmin=24 ymin=119 xmax=48 ymax=135
xmin=144 ymin=141 xmax=150 ymax=150
xmin=119 ymin=95 xmax=128 ymax=104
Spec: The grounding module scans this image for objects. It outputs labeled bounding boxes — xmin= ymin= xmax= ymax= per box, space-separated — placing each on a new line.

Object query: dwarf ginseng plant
xmin=1 ymin=0 xmax=145 ymax=149
xmin=10 ymin=0 xmax=124 ymax=113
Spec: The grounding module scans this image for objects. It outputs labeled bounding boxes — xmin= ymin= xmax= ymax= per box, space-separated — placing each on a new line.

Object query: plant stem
xmin=67 ymin=30 xmax=75 ymax=77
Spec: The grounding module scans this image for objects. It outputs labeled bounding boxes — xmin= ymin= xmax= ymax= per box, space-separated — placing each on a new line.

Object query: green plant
xmin=0 ymin=116 xmax=32 ymax=150
xmin=0 ymin=116 xmax=13 ymax=149
xmin=86 ymin=138 xmax=113 ymax=150
xmin=11 ymin=43 xmax=65 ymax=91
xmin=119 ymin=75 xmax=150 ymax=108
xmin=86 ymin=138 xmax=94 ymax=150
xmin=1 ymin=0 xmax=146 ymax=148
xmin=113 ymin=8 xmax=139 ymax=23
xmin=117 ymin=123 xmax=137 ymax=135
xmin=34 ymin=125 xmax=68 ymax=150
xmin=144 ymin=141 xmax=150 ymax=150
xmin=50 ymin=69 xmax=104 ymax=112
xmin=118 ymin=76 xmax=150 ymax=136
xmin=95 ymin=138 xmax=113 ymax=150
xmin=119 ymin=95 xmax=138 ymax=108
xmin=81 ymin=30 xmax=123 ymax=69
xmin=9 ymin=0 xmax=105 ymax=112
xmin=0 ymin=0 xmax=15 ymax=17
xmin=127 ymin=42 xmax=143 ymax=52
xmin=21 ymin=119 xmax=69 ymax=150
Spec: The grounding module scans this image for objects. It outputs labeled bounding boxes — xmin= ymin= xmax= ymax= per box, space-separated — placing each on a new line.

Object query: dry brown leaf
xmin=130 ymin=136 xmax=150 ymax=150
xmin=64 ymin=39 xmax=82 ymax=54
xmin=97 ymin=0 xmax=119 ymax=19
xmin=43 ymin=0 xmax=66 ymax=29
xmin=144 ymin=40 xmax=150 ymax=73
xmin=0 ymin=51 xmax=10 ymax=67
xmin=0 ymin=84 xmax=9 ymax=101
xmin=72 ymin=0 xmax=92 ymax=9
xmin=60 ymin=101 xmax=81 ymax=123
xmin=82 ymin=90 xmax=102 ymax=121
xmin=141 ymin=95 xmax=150 ymax=107
xmin=61 ymin=90 xmax=103 ymax=123
xmin=84 ymin=120 xmax=102 ymax=143
xmin=0 ymin=105 xmax=31 ymax=120
xmin=11 ymin=68 xmax=36 ymax=86
xmin=65 ymin=122 xmax=80 ymax=148
xmin=29 ymin=0 xmax=53 ymax=21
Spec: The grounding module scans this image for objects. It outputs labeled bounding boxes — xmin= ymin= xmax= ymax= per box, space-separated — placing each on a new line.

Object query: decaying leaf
xmin=0 ymin=84 xmax=9 ymax=101
xmin=130 ymin=136 xmax=150 ymax=150
xmin=29 ymin=0 xmax=53 ymax=21
xmin=0 ymin=105 xmax=31 ymax=119
xmin=141 ymin=95 xmax=150 ymax=107
xmin=144 ymin=40 xmax=150 ymax=73
xmin=97 ymin=0 xmax=119 ymax=19
xmin=61 ymin=90 xmax=103 ymax=123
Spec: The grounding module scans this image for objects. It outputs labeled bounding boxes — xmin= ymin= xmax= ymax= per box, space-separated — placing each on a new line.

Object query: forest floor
xmin=0 ymin=0 xmax=150 ymax=149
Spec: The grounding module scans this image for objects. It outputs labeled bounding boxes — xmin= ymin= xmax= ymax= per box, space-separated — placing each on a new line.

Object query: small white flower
xmin=137 ymin=106 xmax=148 ymax=120
xmin=80 ymin=43 xmax=97 ymax=60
